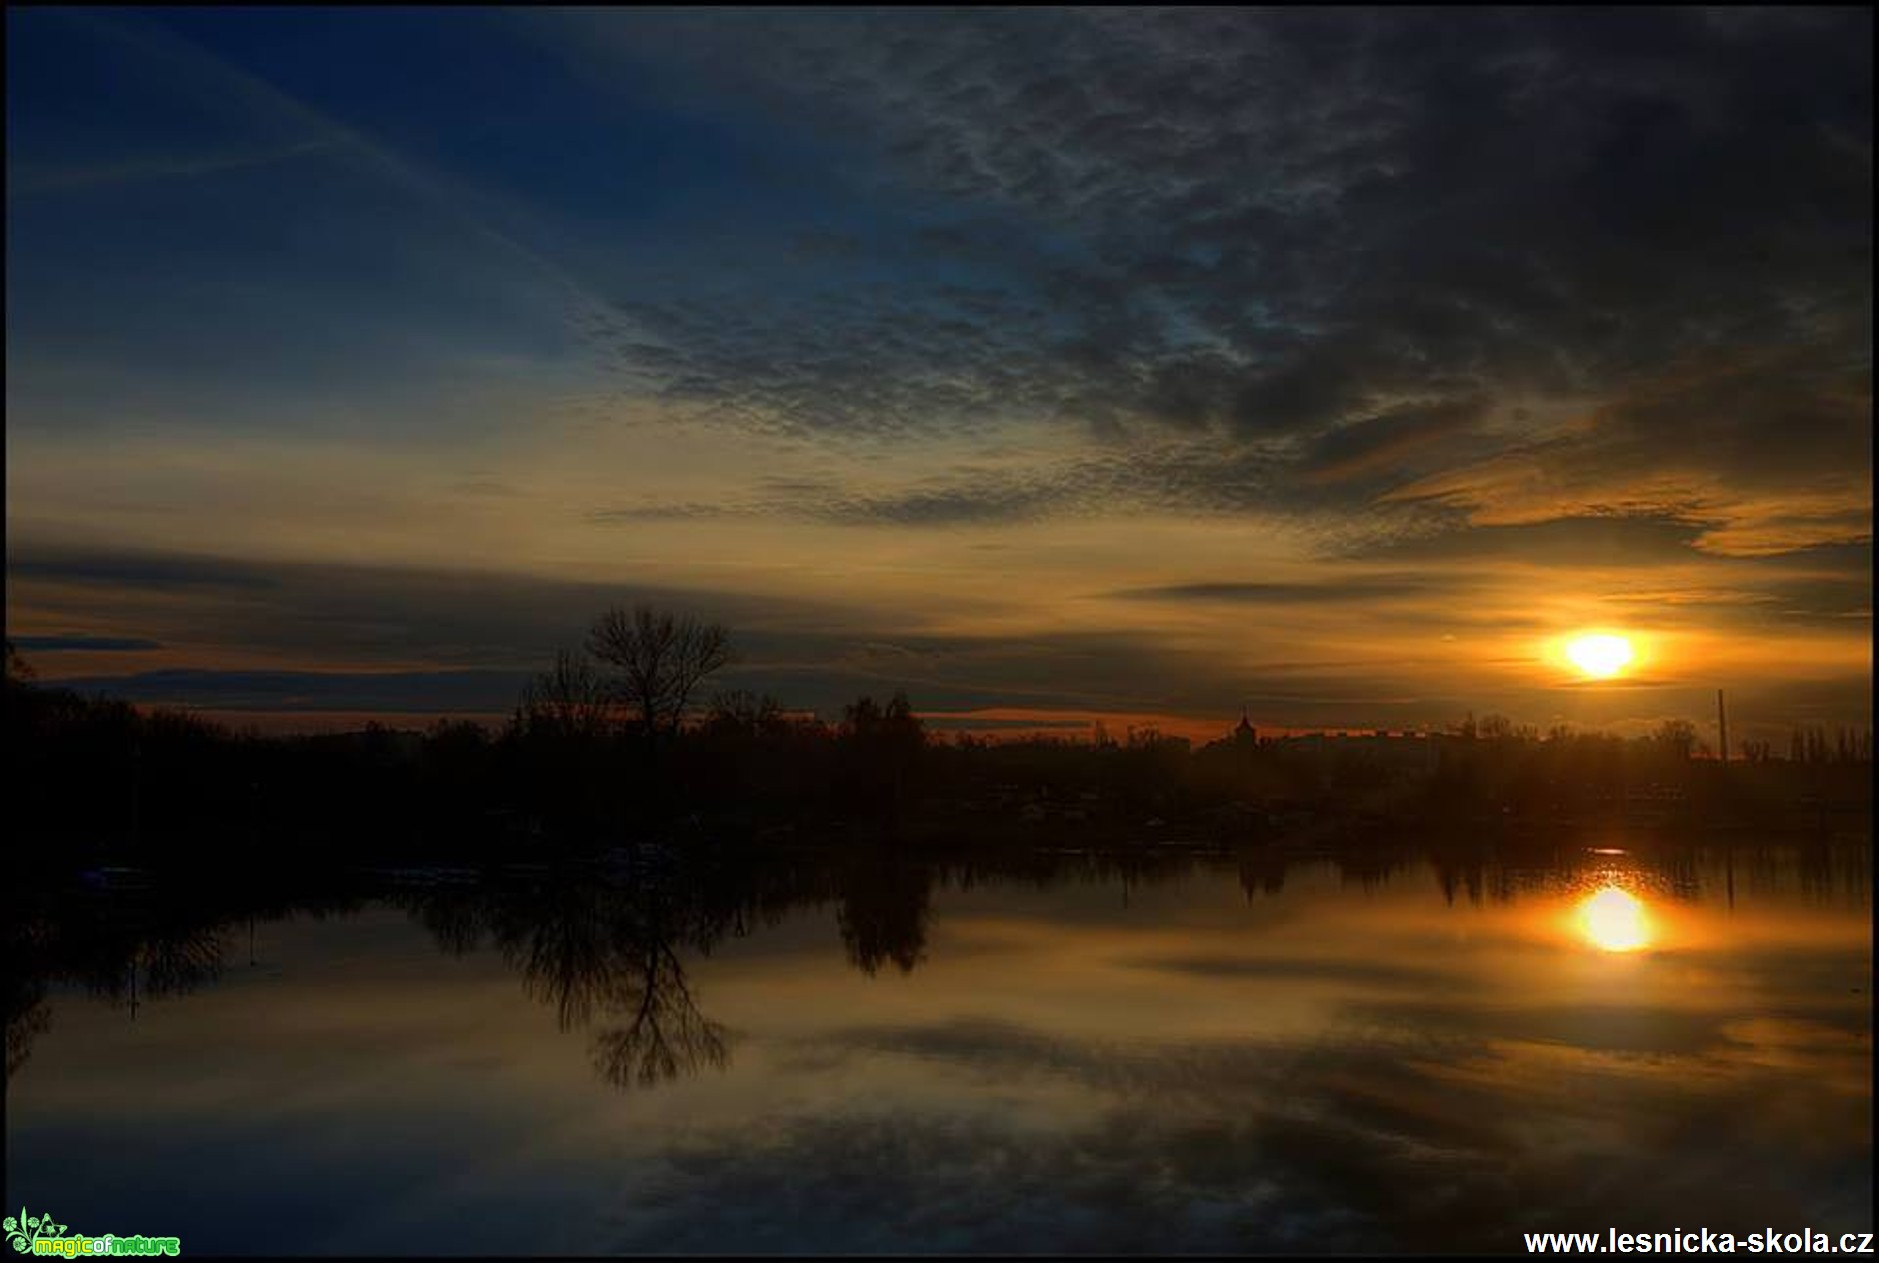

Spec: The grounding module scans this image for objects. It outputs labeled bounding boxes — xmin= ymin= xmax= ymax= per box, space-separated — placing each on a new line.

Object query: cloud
xmin=7 ymin=546 xmax=866 ymax=671
xmin=585 ymin=439 xmax=1446 ymax=544
xmin=1109 ymin=576 xmax=1462 ymax=605
xmin=1295 ymin=398 xmax=1492 ymax=489
xmin=51 ymin=668 xmax=529 ymax=714
xmin=8 ymin=553 xmax=281 ymax=591
xmin=1348 ymin=512 xmax=1716 ymax=566
xmin=543 ymin=7 xmax=1869 ymax=552
xmin=10 ymin=635 xmax=163 ymax=652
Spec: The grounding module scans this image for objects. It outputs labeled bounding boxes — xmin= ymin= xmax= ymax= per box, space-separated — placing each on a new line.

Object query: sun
xmin=1565 ymin=633 xmax=1633 ymax=679
xmin=1577 ymin=886 xmax=1650 ymax=952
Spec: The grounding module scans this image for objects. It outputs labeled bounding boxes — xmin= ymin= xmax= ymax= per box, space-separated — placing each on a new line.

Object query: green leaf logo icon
xmin=5 ymin=1207 xmax=61 ymax=1254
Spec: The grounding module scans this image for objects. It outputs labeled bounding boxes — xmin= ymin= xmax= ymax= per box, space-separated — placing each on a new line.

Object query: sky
xmin=5 ymin=7 xmax=1872 ymax=744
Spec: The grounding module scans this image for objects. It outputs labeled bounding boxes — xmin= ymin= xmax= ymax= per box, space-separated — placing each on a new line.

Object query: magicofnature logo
xmin=5 ymin=1209 xmax=179 ymax=1257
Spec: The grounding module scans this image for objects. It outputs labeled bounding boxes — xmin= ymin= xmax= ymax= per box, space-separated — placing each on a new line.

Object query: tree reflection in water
xmin=836 ymin=857 xmax=931 ymax=975
xmin=9 ymin=837 xmax=1865 ymax=1097
xmin=399 ymin=850 xmax=943 ymax=1087
xmin=1 ymin=849 xmax=941 ymax=1094
xmin=399 ymin=867 xmax=744 ymax=1091
xmin=588 ymin=938 xmax=730 ymax=1089
xmin=3 ymin=878 xmax=365 ymax=1081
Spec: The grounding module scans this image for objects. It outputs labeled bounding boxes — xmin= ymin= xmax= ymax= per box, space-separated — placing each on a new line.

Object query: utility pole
xmin=1716 ymin=689 xmax=1729 ymax=767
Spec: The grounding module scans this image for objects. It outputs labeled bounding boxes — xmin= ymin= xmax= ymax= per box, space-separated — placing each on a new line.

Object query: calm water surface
xmin=6 ymin=841 xmax=1872 ymax=1253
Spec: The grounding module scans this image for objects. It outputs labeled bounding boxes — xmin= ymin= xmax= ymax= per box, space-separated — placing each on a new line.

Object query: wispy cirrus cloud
xmin=540 ymin=7 xmax=1870 ymax=554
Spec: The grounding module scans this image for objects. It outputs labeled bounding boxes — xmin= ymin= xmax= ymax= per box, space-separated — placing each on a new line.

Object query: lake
xmin=5 ymin=838 xmax=1872 ymax=1254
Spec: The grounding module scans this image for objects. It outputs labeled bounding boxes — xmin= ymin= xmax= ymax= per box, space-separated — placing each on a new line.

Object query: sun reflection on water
xmin=1577 ymin=885 xmax=1652 ymax=952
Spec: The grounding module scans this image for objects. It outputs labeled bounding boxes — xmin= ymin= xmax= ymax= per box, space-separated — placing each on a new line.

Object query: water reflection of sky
xmin=6 ymin=847 xmax=1871 ymax=1254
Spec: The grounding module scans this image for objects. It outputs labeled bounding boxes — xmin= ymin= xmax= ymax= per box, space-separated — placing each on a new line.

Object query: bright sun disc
xmin=1566 ymin=633 xmax=1633 ymax=679
xmin=1578 ymin=886 xmax=1650 ymax=952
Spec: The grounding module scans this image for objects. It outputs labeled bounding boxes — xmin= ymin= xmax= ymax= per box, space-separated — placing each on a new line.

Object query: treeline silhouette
xmin=6 ymin=611 xmax=1871 ymax=878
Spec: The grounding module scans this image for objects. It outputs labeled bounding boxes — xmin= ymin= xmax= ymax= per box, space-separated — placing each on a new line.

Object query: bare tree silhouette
xmin=519 ymin=649 xmax=613 ymax=741
xmin=586 ymin=605 xmax=733 ymax=761
xmin=704 ymin=689 xmax=786 ymax=740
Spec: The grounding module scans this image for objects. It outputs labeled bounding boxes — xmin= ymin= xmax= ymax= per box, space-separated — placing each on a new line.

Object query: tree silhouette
xmin=704 ymin=689 xmax=786 ymax=741
xmin=841 ymin=690 xmax=926 ymax=814
xmin=5 ymin=640 xmax=33 ymax=686
xmin=1652 ymin=719 xmax=1698 ymax=762
xmin=519 ymin=648 xmax=612 ymax=741
xmin=586 ymin=605 xmax=733 ymax=761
